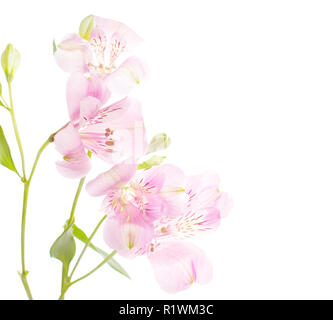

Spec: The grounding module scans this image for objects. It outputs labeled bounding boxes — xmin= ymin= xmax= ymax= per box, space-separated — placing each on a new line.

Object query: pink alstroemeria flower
xmin=86 ymin=162 xmax=232 ymax=292
xmin=54 ymin=16 xmax=147 ymax=95
xmin=53 ymin=90 xmax=146 ymax=179
xmin=86 ymin=162 xmax=188 ymax=256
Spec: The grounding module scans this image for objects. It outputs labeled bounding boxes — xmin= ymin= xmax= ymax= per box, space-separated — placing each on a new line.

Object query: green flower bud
xmin=147 ymin=133 xmax=171 ymax=154
xmin=79 ymin=15 xmax=95 ymax=41
xmin=1 ymin=44 xmax=20 ymax=83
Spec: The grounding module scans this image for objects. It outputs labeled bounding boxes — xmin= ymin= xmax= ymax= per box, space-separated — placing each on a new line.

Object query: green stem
xmin=8 ymin=83 xmax=26 ymax=180
xmin=67 ymin=177 xmax=86 ymax=227
xmin=69 ymin=250 xmax=117 ymax=287
xmin=18 ymin=138 xmax=51 ymax=300
xmin=69 ymin=215 xmax=107 ymax=280
xmin=28 ymin=137 xmax=51 ymax=182
xmin=59 ymin=264 xmax=69 ymax=300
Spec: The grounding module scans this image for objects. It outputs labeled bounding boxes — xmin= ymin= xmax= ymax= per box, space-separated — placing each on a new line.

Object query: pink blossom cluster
xmin=54 ymin=15 xmax=231 ymax=293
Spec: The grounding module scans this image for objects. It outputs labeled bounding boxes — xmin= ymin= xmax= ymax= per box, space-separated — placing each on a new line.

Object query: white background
xmin=0 ymin=0 xmax=333 ymax=300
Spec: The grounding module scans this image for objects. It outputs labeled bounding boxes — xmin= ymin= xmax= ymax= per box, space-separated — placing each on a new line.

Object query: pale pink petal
xmin=54 ymin=123 xmax=91 ymax=178
xmin=66 ymin=72 xmax=110 ymax=122
xmin=94 ymin=16 xmax=142 ymax=51
xmin=79 ymin=96 xmax=101 ymax=127
xmin=86 ymin=161 xmax=136 ymax=197
xmin=54 ymin=123 xmax=82 ymax=156
xmin=55 ymin=154 xmax=91 ymax=179
xmin=86 ymin=74 xmax=111 ymax=105
xmin=103 ymin=203 xmax=153 ymax=258
xmin=54 ymin=34 xmax=89 ymax=73
xmin=106 ymin=57 xmax=147 ymax=95
xmin=217 ymin=192 xmax=233 ymax=218
xmin=145 ymin=164 xmax=188 ymax=218
xmin=186 ymin=172 xmax=220 ymax=193
xmin=186 ymin=173 xmax=221 ymax=211
xmin=79 ymin=98 xmax=147 ymax=163
xmin=148 ymin=241 xmax=213 ymax=293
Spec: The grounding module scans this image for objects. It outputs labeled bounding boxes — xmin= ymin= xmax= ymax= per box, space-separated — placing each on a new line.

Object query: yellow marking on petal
xmin=128 ymin=242 xmax=134 ymax=250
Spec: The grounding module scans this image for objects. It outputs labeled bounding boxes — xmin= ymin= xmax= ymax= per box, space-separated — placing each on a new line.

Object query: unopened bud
xmin=79 ymin=15 xmax=95 ymax=41
xmin=1 ymin=44 xmax=20 ymax=83
xmin=147 ymin=133 xmax=171 ymax=154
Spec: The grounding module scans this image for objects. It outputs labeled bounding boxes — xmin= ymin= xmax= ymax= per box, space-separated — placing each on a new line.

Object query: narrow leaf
xmin=72 ymin=224 xmax=130 ymax=279
xmin=0 ymin=125 xmax=18 ymax=173
xmin=50 ymin=226 xmax=76 ymax=267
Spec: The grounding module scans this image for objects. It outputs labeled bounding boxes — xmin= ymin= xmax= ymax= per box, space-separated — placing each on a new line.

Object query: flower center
xmin=88 ymin=32 xmax=125 ymax=75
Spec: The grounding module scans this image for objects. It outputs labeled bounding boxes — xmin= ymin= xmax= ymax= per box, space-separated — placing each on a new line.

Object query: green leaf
xmin=138 ymin=155 xmax=166 ymax=170
xmin=72 ymin=224 xmax=130 ymax=279
xmin=0 ymin=125 xmax=18 ymax=173
xmin=50 ymin=226 xmax=76 ymax=267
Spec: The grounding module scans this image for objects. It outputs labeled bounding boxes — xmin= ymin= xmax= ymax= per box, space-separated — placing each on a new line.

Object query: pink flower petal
xmin=54 ymin=34 xmax=89 ymax=73
xmin=79 ymin=98 xmax=147 ymax=163
xmin=86 ymin=161 xmax=137 ymax=196
xmin=66 ymin=72 xmax=110 ymax=122
xmin=217 ymin=192 xmax=233 ymax=218
xmin=94 ymin=16 xmax=142 ymax=51
xmin=54 ymin=123 xmax=91 ymax=178
xmin=148 ymin=241 xmax=213 ymax=293
xmin=79 ymin=96 xmax=101 ymax=127
xmin=106 ymin=57 xmax=148 ymax=95
xmin=144 ymin=164 xmax=188 ymax=218
xmin=54 ymin=123 xmax=82 ymax=156
xmin=55 ymin=154 xmax=91 ymax=179
xmin=103 ymin=203 xmax=153 ymax=258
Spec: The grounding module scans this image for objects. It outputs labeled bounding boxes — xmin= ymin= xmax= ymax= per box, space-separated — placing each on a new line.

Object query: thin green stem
xmin=69 ymin=250 xmax=117 ymax=287
xmin=8 ymin=83 xmax=26 ymax=180
xmin=67 ymin=177 xmax=86 ymax=227
xmin=69 ymin=215 xmax=107 ymax=280
xmin=59 ymin=264 xmax=69 ymax=300
xmin=28 ymin=137 xmax=51 ymax=183
xmin=18 ymin=181 xmax=34 ymax=300
xmin=18 ymin=138 xmax=51 ymax=300
xmin=0 ymin=94 xmax=10 ymax=110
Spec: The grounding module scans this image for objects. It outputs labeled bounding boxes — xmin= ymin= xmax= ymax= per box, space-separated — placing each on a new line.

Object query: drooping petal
xmin=79 ymin=97 xmax=147 ymax=163
xmin=103 ymin=203 xmax=153 ymax=258
xmin=148 ymin=241 xmax=213 ymax=293
xmin=94 ymin=16 xmax=143 ymax=51
xmin=54 ymin=34 xmax=90 ymax=73
xmin=86 ymin=161 xmax=137 ymax=197
xmin=55 ymin=154 xmax=91 ymax=179
xmin=66 ymin=72 xmax=110 ymax=122
xmin=53 ymin=123 xmax=91 ymax=178
xmin=106 ymin=57 xmax=147 ymax=95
